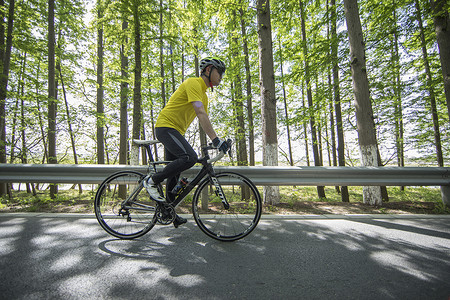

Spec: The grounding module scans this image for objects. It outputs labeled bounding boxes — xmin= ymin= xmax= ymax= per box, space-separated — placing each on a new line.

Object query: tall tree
xmin=0 ymin=0 xmax=14 ymax=196
xmin=257 ymin=0 xmax=279 ymax=204
xmin=130 ymin=0 xmax=142 ymax=165
xmin=48 ymin=0 xmax=57 ymax=198
xmin=119 ymin=18 xmax=129 ymax=166
xmin=415 ymin=0 xmax=444 ymax=166
xmin=430 ymin=0 xmax=450 ymax=120
xmin=299 ymin=0 xmax=326 ymax=198
xmin=330 ymin=0 xmax=349 ymax=201
xmin=392 ymin=3 xmax=405 ymax=171
xmin=279 ymin=40 xmax=294 ymax=166
xmin=118 ymin=16 xmax=130 ymax=199
xmin=239 ymin=6 xmax=255 ymax=166
xmin=231 ymin=9 xmax=248 ymax=167
xmin=96 ymin=0 xmax=105 ymax=164
xmin=301 ymin=84 xmax=310 ymax=166
xmin=159 ymin=0 xmax=166 ymax=107
xmin=34 ymin=58 xmax=48 ymax=164
xmin=344 ymin=0 xmax=382 ymax=205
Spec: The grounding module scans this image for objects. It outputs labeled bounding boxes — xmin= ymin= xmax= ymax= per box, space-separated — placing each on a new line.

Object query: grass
xmin=1 ymin=185 xmax=449 ymax=214
xmin=262 ymin=186 xmax=449 ymax=214
xmin=277 ymin=186 xmax=443 ymax=203
xmin=0 ymin=187 xmax=97 ymax=213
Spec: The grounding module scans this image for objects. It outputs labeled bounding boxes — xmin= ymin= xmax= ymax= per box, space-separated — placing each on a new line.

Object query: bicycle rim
xmin=94 ymin=171 xmax=157 ymax=239
xmin=192 ymin=172 xmax=262 ymax=241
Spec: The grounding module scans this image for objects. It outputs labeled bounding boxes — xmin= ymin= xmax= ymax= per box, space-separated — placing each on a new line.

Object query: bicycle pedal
xmin=173 ymin=215 xmax=187 ymax=228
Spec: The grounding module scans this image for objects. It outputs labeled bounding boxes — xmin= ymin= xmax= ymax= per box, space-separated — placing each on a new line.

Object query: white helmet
xmin=199 ymin=57 xmax=226 ymax=75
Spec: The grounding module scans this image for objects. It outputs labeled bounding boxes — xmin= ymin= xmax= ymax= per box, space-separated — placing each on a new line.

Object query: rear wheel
xmin=192 ymin=172 xmax=262 ymax=241
xmin=94 ymin=171 xmax=157 ymax=239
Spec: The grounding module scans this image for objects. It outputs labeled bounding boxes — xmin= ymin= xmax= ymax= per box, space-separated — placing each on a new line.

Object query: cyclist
xmin=144 ymin=57 xmax=230 ymax=228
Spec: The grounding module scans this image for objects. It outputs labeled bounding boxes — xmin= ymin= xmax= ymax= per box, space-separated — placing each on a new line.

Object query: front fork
xmin=210 ymin=176 xmax=230 ymax=209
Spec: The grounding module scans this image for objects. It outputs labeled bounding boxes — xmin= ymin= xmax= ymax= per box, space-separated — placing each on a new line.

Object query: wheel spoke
xmin=192 ymin=172 xmax=262 ymax=241
xmin=94 ymin=171 xmax=157 ymax=239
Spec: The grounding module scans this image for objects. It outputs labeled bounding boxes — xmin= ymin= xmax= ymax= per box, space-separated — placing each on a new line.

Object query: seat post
xmin=144 ymin=144 xmax=155 ymax=164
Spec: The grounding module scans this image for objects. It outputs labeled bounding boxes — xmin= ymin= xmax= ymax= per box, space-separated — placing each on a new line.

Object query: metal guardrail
xmin=0 ymin=164 xmax=449 ymax=204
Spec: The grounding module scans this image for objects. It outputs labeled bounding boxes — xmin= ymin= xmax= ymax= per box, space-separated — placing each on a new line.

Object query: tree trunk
xmin=376 ymin=147 xmax=389 ymax=202
xmin=232 ymin=11 xmax=248 ymax=167
xmin=192 ymin=52 xmax=207 ymax=148
xmin=19 ymin=53 xmax=34 ymax=194
xmin=299 ymin=0 xmax=326 ymax=198
xmin=234 ymin=76 xmax=248 ymax=166
xmin=257 ymin=0 xmax=279 ymax=205
xmin=344 ymin=0 xmax=382 ymax=205
xmin=239 ymin=7 xmax=255 ymax=166
xmin=7 ymin=52 xmax=22 ymax=195
xmin=149 ymin=86 xmax=158 ymax=160
xmin=279 ymin=40 xmax=294 ymax=166
xmin=10 ymin=76 xmax=19 ymax=164
xmin=170 ymin=49 xmax=176 ymax=94
xmin=301 ymin=82 xmax=310 ymax=166
xmin=0 ymin=1 xmax=5 ymax=185
xmin=48 ymin=0 xmax=57 ymax=198
xmin=119 ymin=23 xmax=129 ymax=200
xmin=392 ymin=3 xmax=405 ymax=177
xmin=430 ymin=0 xmax=450 ymax=120
xmin=120 ymin=20 xmax=129 ymax=166
xmin=0 ymin=0 xmax=14 ymax=196
xmin=195 ymin=54 xmax=207 ymax=148
xmin=416 ymin=0 xmax=444 ymax=167
xmin=344 ymin=0 xmax=381 ymax=205
xmin=390 ymin=2 xmax=404 ymax=195
xmin=58 ymin=57 xmax=82 ymax=193
xmin=130 ymin=0 xmax=142 ymax=165
xmin=331 ymin=0 xmax=348 ymax=201
xmin=35 ymin=59 xmax=48 ymax=163
xmin=159 ymin=0 xmax=166 ymax=107
xmin=96 ymin=2 xmax=105 ymax=164
xmin=10 ymin=52 xmax=25 ymax=164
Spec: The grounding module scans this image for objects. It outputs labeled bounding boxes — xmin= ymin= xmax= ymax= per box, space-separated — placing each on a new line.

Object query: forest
xmin=0 ymin=0 xmax=449 ymax=205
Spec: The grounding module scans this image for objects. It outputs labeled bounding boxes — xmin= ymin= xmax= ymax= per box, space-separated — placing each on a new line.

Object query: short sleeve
xmin=186 ymin=79 xmax=203 ymax=103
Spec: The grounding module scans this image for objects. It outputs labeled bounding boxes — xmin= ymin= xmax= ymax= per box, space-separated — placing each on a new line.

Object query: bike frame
xmin=139 ymin=142 xmax=228 ymax=209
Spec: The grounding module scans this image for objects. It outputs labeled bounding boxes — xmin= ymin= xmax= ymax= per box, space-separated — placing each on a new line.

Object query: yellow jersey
xmin=155 ymin=77 xmax=208 ymax=135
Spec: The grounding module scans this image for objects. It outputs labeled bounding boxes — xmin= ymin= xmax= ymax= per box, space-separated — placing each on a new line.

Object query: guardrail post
xmin=441 ymin=186 xmax=450 ymax=207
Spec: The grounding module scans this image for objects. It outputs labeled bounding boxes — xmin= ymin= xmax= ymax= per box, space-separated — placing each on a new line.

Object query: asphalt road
xmin=0 ymin=213 xmax=449 ymax=300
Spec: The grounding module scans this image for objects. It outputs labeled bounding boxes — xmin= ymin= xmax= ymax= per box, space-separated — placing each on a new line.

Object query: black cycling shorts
xmin=151 ymin=127 xmax=198 ymax=190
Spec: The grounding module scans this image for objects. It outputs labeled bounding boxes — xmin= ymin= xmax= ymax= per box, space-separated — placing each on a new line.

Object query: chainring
xmin=155 ymin=204 xmax=176 ymax=225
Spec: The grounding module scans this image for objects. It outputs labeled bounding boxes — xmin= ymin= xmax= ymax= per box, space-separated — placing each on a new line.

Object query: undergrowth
xmin=0 ymin=185 xmax=448 ymax=214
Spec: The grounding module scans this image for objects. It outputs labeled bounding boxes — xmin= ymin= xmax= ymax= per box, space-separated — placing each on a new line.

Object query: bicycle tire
xmin=94 ymin=171 xmax=157 ymax=239
xmin=192 ymin=172 xmax=262 ymax=241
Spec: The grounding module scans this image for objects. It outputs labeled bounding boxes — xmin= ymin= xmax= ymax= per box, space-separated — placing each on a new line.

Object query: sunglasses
xmin=215 ymin=67 xmax=225 ymax=76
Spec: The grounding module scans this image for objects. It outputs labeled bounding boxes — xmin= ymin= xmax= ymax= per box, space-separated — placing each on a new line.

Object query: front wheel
xmin=192 ymin=172 xmax=262 ymax=241
xmin=94 ymin=171 xmax=157 ymax=239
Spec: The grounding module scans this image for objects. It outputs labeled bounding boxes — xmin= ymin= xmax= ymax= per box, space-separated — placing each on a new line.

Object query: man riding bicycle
xmin=144 ymin=57 xmax=230 ymax=228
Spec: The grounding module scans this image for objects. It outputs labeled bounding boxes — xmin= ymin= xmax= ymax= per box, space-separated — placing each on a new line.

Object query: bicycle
xmin=94 ymin=139 xmax=262 ymax=242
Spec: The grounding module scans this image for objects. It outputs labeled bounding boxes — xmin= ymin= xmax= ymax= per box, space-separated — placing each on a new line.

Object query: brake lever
xmin=226 ymin=139 xmax=233 ymax=158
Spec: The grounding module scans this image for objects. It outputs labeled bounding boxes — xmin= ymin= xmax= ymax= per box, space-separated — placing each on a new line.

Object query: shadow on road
xmin=0 ymin=214 xmax=449 ymax=299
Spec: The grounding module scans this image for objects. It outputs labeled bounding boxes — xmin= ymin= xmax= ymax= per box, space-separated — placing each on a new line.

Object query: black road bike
xmin=94 ymin=139 xmax=262 ymax=242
